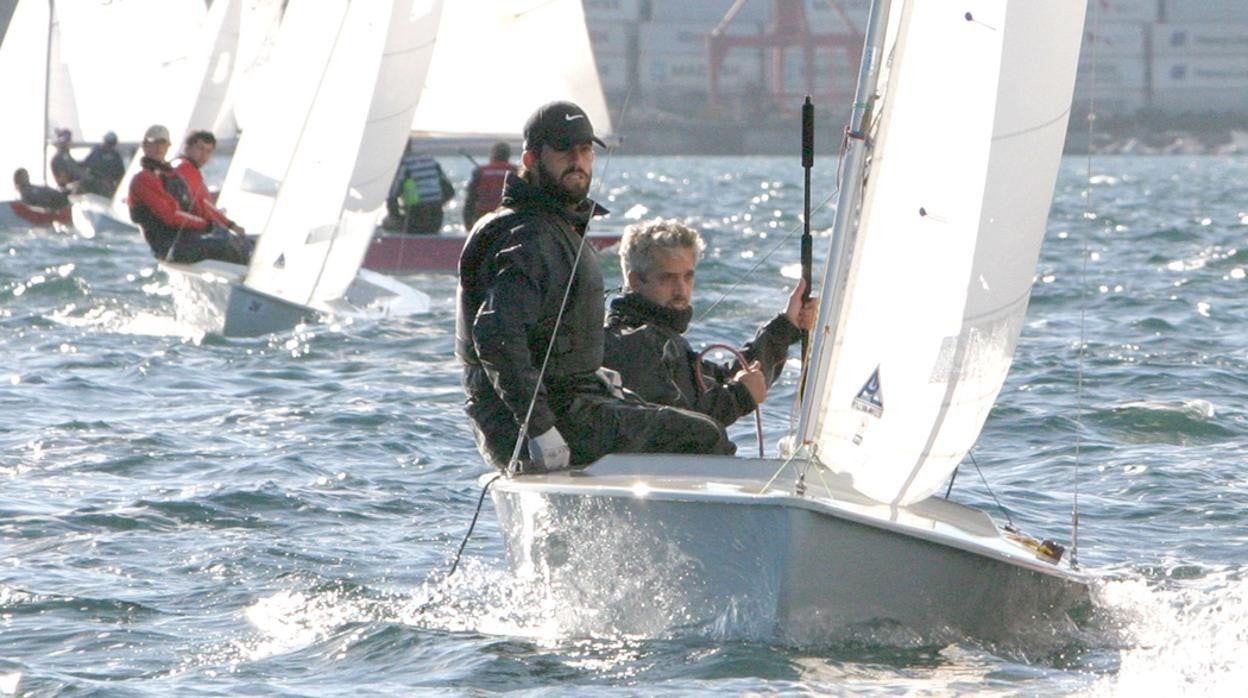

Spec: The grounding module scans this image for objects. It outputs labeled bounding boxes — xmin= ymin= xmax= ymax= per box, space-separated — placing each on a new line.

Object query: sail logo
xmin=852 ymin=367 xmax=884 ymax=418
xmin=274 ymin=254 xmax=286 ymax=269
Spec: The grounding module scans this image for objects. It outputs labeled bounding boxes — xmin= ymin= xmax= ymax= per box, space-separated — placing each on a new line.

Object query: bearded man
xmin=456 ymin=101 xmax=734 ymax=473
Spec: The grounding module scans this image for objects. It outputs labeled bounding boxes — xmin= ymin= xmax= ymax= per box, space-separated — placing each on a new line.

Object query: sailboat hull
xmin=487 ymin=454 xmax=1089 ymax=644
xmin=1 ymin=201 xmax=71 ymax=229
xmin=69 ymin=194 xmax=139 ymax=237
xmin=161 ymin=260 xmax=429 ymax=337
xmin=363 ymin=229 xmax=621 ymax=274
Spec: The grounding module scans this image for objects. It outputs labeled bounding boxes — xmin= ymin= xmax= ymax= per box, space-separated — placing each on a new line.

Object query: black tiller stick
xmin=798 ymin=96 xmax=814 ymax=400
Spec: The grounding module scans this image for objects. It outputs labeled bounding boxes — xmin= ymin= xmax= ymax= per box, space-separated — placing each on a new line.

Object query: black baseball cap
xmin=523 ymin=100 xmax=605 ymax=151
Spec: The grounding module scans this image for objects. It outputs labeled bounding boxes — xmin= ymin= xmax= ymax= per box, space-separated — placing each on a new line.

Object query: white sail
xmin=215 ymin=0 xmax=286 ymax=137
xmin=110 ymin=0 xmax=242 ymax=212
xmin=0 ymin=0 xmax=52 ymax=199
xmin=214 ymin=1 xmax=347 ymax=238
xmin=183 ymin=0 xmax=243 ymax=140
xmin=242 ymin=0 xmax=443 ymax=306
xmin=46 ymin=5 xmax=81 ymax=152
xmin=53 ymin=0 xmax=207 ymax=144
xmin=410 ymin=0 xmax=612 ymax=140
xmin=800 ymin=1 xmax=1086 ymax=506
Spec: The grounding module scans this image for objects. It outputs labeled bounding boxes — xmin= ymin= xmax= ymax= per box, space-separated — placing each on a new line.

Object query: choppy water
xmin=3 ymin=154 xmax=1247 ymax=696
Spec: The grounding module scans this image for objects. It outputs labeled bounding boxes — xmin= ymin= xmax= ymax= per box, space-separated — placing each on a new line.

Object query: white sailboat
xmin=163 ymin=0 xmax=441 ymax=337
xmin=363 ymin=0 xmax=619 ymax=275
xmin=0 ymin=0 xmax=73 ymax=230
xmin=484 ymin=0 xmax=1092 ymax=643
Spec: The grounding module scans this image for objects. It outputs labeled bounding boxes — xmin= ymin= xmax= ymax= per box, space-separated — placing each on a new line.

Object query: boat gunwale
xmin=484 ymin=454 xmax=1089 ymax=585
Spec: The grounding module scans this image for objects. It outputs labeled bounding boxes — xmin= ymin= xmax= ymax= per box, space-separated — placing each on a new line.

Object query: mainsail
xmin=0 ymin=0 xmax=52 ymax=199
xmin=240 ymin=0 xmax=443 ymax=307
xmin=409 ymin=0 xmax=612 ymax=141
xmin=110 ymin=0 xmax=243 ymax=213
xmin=53 ymin=0 xmax=208 ymax=144
xmin=797 ymin=1 xmax=1086 ymax=506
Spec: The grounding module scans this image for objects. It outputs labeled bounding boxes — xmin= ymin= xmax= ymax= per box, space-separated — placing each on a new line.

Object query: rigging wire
xmin=1069 ymin=0 xmax=1105 ymax=571
xmin=967 ymin=451 xmax=1014 ymax=529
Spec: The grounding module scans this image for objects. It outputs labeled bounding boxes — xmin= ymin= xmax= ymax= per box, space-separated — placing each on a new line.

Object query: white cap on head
xmin=143 ymin=124 xmax=170 ymax=143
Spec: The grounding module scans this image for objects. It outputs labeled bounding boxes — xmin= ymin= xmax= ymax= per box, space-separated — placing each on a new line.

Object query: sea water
xmin=2 ymin=154 xmax=1247 ymax=695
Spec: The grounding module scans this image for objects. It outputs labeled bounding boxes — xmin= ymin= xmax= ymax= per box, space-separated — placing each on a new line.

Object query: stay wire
xmin=967 ymin=451 xmax=1014 ymax=530
xmin=696 ymin=186 xmax=839 ymax=325
xmin=1070 ymin=0 xmax=1105 ymax=570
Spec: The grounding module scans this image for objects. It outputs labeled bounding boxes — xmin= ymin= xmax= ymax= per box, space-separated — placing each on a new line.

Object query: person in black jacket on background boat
xmin=604 ymin=218 xmax=816 ymax=426
xmin=13 ymin=168 xmax=70 ymax=210
xmin=49 ymin=128 xmax=85 ymax=192
xmin=456 ymin=101 xmax=734 ymax=473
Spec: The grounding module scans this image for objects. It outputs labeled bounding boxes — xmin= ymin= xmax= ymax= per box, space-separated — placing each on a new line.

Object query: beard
xmin=536 ymin=157 xmax=591 ymax=206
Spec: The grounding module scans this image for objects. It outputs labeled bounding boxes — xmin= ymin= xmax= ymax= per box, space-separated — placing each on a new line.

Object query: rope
xmin=696 ymin=342 xmax=765 ymax=457
xmin=445 ymin=474 xmax=501 ymax=579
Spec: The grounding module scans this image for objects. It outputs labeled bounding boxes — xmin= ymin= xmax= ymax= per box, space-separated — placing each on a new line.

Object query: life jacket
xmin=471 ymin=161 xmax=515 ymax=220
xmin=398 ymin=154 xmax=444 ymax=206
xmin=128 ymin=160 xmax=197 ymax=257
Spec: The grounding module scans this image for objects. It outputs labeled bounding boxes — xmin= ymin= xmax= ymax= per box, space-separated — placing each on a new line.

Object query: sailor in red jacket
xmin=172 ymin=130 xmax=246 ymax=236
xmin=462 ymin=141 xmax=518 ymax=230
xmin=128 ymin=124 xmax=251 ymax=265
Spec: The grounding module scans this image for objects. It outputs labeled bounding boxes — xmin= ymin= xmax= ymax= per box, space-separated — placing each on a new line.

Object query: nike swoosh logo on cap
xmin=564 ymin=114 xmax=585 ymax=121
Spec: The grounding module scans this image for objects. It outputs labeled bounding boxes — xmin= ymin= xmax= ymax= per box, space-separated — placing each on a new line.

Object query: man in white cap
xmin=127 ymin=124 xmax=252 ymax=265
xmin=456 ymin=101 xmax=734 ymax=474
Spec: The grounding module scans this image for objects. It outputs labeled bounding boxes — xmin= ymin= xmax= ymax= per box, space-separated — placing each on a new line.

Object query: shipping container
xmin=1151 ymin=23 xmax=1248 ymax=55
xmin=1162 ymin=0 xmax=1248 ymax=22
xmin=1077 ymin=55 xmax=1149 ymax=89
xmin=639 ymin=20 xmax=763 ymax=55
xmin=1150 ymin=86 xmax=1248 ymax=112
xmin=594 ymin=51 xmax=631 ymax=92
xmin=645 ymin=0 xmax=767 ymax=24
xmin=638 ymin=51 xmax=763 ymax=91
xmin=1083 ymin=22 xmax=1148 ymax=57
xmin=803 ymin=0 xmax=870 ymax=33
xmin=584 ymin=20 xmax=634 ymax=55
xmin=1090 ymin=0 xmax=1159 ymax=23
xmin=1072 ymin=88 xmax=1149 ymax=116
xmin=780 ymin=47 xmax=860 ymax=90
xmin=582 ymin=0 xmax=642 ymax=23
xmin=1152 ymin=55 xmax=1248 ymax=88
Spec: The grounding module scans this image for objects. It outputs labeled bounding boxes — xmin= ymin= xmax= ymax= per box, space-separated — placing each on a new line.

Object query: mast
xmin=43 ymin=0 xmax=55 ymax=185
xmin=793 ymin=0 xmax=894 ymax=450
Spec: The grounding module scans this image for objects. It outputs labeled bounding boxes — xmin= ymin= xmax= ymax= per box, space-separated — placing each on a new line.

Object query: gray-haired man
xmin=604 ymin=218 xmax=816 ymax=427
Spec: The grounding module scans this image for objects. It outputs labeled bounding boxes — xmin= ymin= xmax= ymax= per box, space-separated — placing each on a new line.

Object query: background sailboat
xmin=163 ymin=0 xmax=441 ymax=337
xmin=0 ymin=0 xmax=73 ymax=229
xmin=483 ymin=0 xmax=1092 ymax=643
xmin=362 ymin=0 xmax=619 ymax=275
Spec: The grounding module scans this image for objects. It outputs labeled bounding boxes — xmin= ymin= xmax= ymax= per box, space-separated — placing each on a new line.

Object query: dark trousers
xmin=403 ymin=202 xmax=443 ymax=235
xmin=464 ymin=368 xmax=735 ymax=471
xmin=166 ymin=227 xmax=254 ymax=265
